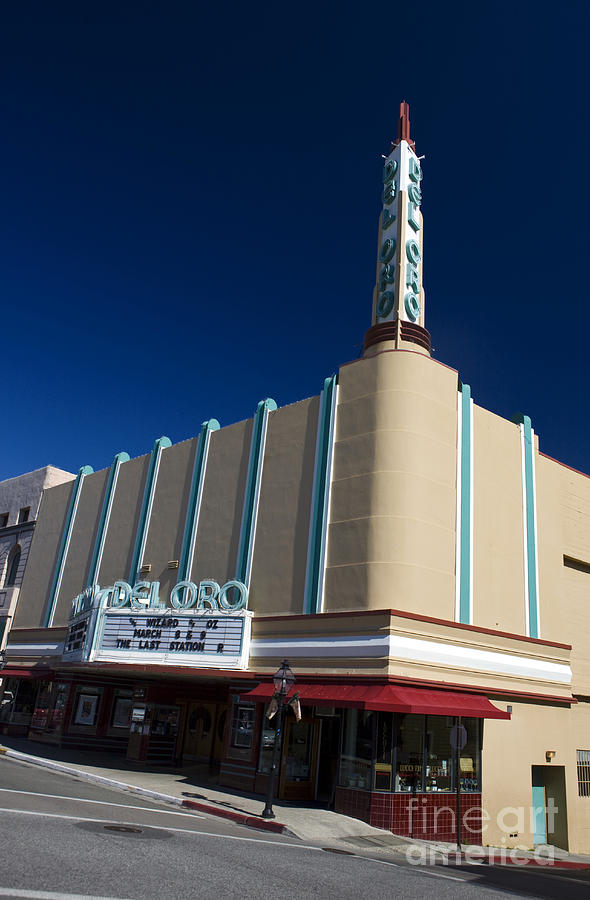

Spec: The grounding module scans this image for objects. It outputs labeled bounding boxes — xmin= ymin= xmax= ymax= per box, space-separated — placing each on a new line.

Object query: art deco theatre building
xmin=2 ymin=104 xmax=589 ymax=853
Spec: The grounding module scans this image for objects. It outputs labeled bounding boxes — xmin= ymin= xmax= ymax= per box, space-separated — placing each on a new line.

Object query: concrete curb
xmin=181 ymin=798 xmax=287 ymax=833
xmin=0 ymin=745 xmax=290 ymax=835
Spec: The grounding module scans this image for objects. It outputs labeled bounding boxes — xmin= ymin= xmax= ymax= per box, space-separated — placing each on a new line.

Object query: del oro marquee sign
xmin=64 ymin=578 xmax=252 ymax=670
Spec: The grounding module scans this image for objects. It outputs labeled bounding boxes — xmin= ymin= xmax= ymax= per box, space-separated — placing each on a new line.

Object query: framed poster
xmin=74 ymin=693 xmax=98 ymax=726
xmin=111 ymin=698 xmax=132 ymax=729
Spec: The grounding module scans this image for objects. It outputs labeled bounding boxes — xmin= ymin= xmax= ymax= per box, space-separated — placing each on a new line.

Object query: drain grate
xmin=322 ymin=848 xmax=356 ymax=855
xmin=104 ymin=825 xmax=143 ymax=834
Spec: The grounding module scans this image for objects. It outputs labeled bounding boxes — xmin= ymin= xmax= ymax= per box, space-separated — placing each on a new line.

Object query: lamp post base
xmin=261 ymin=805 xmax=276 ymax=819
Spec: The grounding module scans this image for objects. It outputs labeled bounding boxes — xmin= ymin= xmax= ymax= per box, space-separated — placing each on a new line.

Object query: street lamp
xmin=261 ymin=659 xmax=295 ymax=819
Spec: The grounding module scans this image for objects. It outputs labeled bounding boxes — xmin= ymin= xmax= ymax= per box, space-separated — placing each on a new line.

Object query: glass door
xmin=279 ymin=717 xmax=318 ymax=802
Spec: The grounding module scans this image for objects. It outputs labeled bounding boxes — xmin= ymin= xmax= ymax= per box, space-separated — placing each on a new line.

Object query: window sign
xmin=74 ymin=693 xmax=98 ymax=727
xmin=230 ymin=701 xmax=255 ymax=749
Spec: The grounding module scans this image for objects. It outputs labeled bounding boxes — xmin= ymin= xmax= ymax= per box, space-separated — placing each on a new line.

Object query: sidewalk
xmin=2 ymin=734 xmax=590 ymax=869
xmin=0 ymin=735 xmax=402 ymax=846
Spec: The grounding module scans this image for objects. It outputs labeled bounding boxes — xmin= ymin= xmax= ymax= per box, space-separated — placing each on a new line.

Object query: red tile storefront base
xmin=335 ymin=789 xmax=482 ymax=844
xmin=334 ymin=787 xmax=371 ymax=824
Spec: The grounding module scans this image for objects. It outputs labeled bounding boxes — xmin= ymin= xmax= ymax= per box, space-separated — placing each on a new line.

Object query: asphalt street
xmin=0 ymin=757 xmax=589 ymax=900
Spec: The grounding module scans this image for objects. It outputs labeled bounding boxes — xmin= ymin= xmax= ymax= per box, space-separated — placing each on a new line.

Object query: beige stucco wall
xmin=15 ymin=394 xmax=324 ymax=626
xmin=535 ymin=454 xmax=566 ymax=645
xmin=190 ymin=418 xmax=252 ymax=589
xmin=558 ymin=559 xmax=590 ymax=696
xmin=483 ymin=699 xmax=590 ymax=853
xmin=325 ymin=350 xmax=458 ymax=617
xmin=530 ymin=454 xmax=590 ymax=695
xmin=249 ymin=397 xmax=319 ymax=616
xmin=141 ymin=439 xmax=194 ymax=602
xmin=55 ymin=468 xmax=107 ymax=616
xmin=471 ymin=406 xmax=525 ymax=634
xmin=15 ymin=479 xmax=75 ymax=628
xmin=98 ymin=454 xmax=150 ymax=588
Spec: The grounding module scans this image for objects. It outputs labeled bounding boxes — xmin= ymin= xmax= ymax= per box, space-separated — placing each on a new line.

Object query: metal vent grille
xmin=577 ymin=749 xmax=590 ymax=797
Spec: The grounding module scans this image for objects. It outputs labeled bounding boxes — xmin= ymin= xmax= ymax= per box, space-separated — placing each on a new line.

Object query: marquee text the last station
xmin=101 ymin=613 xmax=244 ymax=656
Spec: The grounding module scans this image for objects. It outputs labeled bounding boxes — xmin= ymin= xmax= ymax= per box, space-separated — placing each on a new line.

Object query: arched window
xmin=5 ymin=545 xmax=21 ymax=587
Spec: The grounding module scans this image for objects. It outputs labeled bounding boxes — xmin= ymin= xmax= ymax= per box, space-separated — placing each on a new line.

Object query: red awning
xmin=242 ymin=682 xmax=510 ymax=719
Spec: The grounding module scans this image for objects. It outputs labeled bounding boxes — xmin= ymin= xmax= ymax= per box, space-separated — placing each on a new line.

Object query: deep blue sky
xmin=1 ymin=2 xmax=588 ymax=479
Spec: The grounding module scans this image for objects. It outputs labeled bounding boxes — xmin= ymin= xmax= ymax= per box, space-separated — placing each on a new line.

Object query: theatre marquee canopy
xmin=62 ymin=578 xmax=253 ymax=670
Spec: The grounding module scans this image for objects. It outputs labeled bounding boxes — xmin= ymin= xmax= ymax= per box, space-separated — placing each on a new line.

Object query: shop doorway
xmin=531 ymin=765 xmax=568 ymax=850
xmin=279 ymin=717 xmax=319 ymax=802
xmin=315 ymin=715 xmax=341 ymax=805
xmin=182 ymin=702 xmax=227 ymax=770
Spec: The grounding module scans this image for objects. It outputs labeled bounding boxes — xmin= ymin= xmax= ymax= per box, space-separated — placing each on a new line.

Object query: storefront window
xmin=48 ymin=683 xmax=69 ymax=733
xmin=374 ymin=712 xmax=394 ymax=790
xmin=425 ymin=716 xmax=453 ymax=792
xmin=284 ymin=720 xmax=314 ymax=782
xmin=339 ymin=709 xmax=374 ymax=790
xmin=458 ymin=718 xmax=481 ymax=792
xmin=395 ymin=714 xmax=424 ymax=792
xmin=0 ymin=677 xmax=18 ymax=722
xmin=334 ymin=710 xmax=484 ymax=795
xmin=151 ymin=705 xmax=180 ymax=736
xmin=6 ymin=679 xmax=37 ymax=726
xmin=30 ymin=681 xmax=53 ymax=730
xmin=230 ymin=701 xmax=255 ymax=749
xmin=257 ymin=706 xmax=277 ymax=774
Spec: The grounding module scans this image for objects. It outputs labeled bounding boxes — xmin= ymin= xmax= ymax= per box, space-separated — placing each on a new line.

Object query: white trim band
xmin=250 ymin=633 xmax=571 ymax=684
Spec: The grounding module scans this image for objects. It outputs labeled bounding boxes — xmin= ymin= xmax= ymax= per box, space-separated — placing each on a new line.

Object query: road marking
xmin=410 ymin=870 xmax=469 ymax=882
xmin=351 ymin=858 xmax=399 ymax=867
xmin=362 ymin=857 xmax=466 ymax=882
xmin=0 ymin=804 xmax=524 ymax=881
xmin=0 ymin=889 xmax=136 ymax=900
xmin=0 ymin=807 xmax=321 ymax=849
xmin=0 ymin=789 xmax=205 ymax=819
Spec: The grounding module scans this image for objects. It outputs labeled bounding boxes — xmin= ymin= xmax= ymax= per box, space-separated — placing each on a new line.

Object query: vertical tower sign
xmin=372 ymin=103 xmax=425 ymax=328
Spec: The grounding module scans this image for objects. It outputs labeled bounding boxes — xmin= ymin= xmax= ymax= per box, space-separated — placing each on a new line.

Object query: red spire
xmin=391 ymin=101 xmax=415 ymax=151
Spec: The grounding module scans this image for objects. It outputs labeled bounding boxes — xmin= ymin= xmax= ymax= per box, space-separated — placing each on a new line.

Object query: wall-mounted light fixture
xmin=545 ymin=750 xmax=556 ymax=762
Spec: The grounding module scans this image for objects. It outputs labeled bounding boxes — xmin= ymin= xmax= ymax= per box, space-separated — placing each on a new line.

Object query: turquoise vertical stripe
xmin=304 ymin=375 xmax=338 ymax=615
xmin=520 ymin=414 xmax=540 ymax=638
xmin=532 ymin=785 xmax=547 ymax=844
xmin=44 ymin=465 xmax=94 ymax=627
xmin=128 ymin=436 xmax=172 ymax=585
xmin=458 ymin=383 xmax=472 ymax=624
xmin=235 ymin=398 xmax=277 ymax=587
xmin=86 ymin=451 xmax=130 ymax=587
xmin=177 ymin=419 xmax=220 ymax=583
